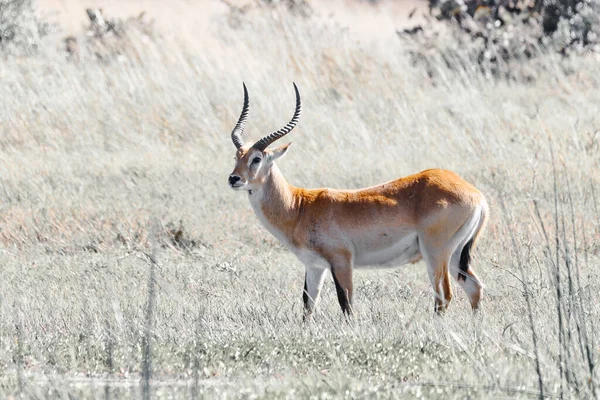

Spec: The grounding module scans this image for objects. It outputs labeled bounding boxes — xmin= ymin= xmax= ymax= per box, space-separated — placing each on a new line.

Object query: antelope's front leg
xmin=328 ymin=251 xmax=354 ymax=316
xmin=302 ymin=265 xmax=327 ymax=321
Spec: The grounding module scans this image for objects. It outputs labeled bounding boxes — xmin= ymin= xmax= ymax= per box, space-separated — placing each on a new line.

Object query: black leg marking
xmin=302 ymin=273 xmax=309 ymax=309
xmin=331 ymin=269 xmax=351 ymax=315
xmin=458 ymin=238 xmax=473 ymax=282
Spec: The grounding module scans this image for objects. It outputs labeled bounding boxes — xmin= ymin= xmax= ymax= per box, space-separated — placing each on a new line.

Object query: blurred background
xmin=1 ymin=0 xmax=599 ymax=398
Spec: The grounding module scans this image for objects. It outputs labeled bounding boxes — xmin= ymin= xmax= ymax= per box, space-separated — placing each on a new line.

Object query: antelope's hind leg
xmin=449 ymin=241 xmax=483 ymax=310
xmin=448 ymin=207 xmax=487 ymax=310
xmin=419 ymin=237 xmax=453 ymax=313
xmin=303 ymin=265 xmax=327 ymax=321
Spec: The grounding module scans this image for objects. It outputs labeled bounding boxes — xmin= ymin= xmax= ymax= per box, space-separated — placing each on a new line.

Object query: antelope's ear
xmin=267 ymin=143 xmax=291 ymax=161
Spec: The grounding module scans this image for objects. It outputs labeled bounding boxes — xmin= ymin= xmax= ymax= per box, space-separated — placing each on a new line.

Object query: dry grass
xmin=0 ymin=2 xmax=599 ymax=398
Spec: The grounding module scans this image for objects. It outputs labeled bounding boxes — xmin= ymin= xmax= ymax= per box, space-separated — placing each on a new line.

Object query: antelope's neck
xmin=248 ymin=164 xmax=300 ymax=247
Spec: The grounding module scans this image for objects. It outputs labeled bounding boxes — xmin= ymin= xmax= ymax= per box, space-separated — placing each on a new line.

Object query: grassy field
xmin=1 ymin=1 xmax=599 ymax=398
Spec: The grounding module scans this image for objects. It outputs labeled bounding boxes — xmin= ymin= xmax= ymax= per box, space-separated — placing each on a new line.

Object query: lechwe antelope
xmin=228 ymin=83 xmax=488 ymax=318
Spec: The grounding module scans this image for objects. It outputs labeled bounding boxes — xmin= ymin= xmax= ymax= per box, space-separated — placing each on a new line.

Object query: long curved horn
xmin=231 ymin=83 xmax=249 ymax=149
xmin=253 ymin=83 xmax=301 ymax=151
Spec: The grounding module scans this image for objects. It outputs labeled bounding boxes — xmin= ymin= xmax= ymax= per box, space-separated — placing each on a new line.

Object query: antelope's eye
xmin=252 ymin=157 xmax=261 ymax=164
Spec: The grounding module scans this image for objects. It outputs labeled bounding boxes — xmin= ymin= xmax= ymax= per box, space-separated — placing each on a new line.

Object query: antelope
xmin=228 ymin=83 xmax=488 ymax=318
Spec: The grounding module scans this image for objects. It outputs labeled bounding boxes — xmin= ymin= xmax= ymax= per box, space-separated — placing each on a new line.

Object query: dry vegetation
xmin=0 ymin=1 xmax=599 ymax=398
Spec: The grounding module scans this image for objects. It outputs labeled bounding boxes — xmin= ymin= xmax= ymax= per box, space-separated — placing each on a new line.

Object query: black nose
xmin=229 ymin=175 xmax=241 ymax=186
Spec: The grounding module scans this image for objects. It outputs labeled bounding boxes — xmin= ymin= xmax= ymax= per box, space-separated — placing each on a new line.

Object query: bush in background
xmin=400 ymin=0 xmax=600 ymax=81
xmin=64 ymin=8 xmax=158 ymax=63
xmin=0 ymin=0 xmax=51 ymax=55
xmin=0 ymin=1 xmax=157 ymax=61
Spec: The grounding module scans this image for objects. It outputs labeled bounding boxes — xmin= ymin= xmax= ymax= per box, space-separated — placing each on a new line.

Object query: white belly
xmin=353 ymin=231 xmax=420 ymax=267
xmin=293 ymin=247 xmax=330 ymax=269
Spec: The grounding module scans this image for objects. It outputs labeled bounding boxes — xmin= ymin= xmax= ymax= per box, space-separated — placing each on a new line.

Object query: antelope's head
xmin=228 ymin=83 xmax=302 ymax=191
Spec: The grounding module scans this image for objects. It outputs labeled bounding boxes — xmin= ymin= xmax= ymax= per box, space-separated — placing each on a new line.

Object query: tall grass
xmin=0 ymin=2 xmax=599 ymax=398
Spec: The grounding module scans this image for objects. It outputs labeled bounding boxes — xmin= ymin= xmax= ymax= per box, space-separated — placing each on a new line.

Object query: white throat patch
xmin=248 ymin=189 xmax=292 ymax=249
